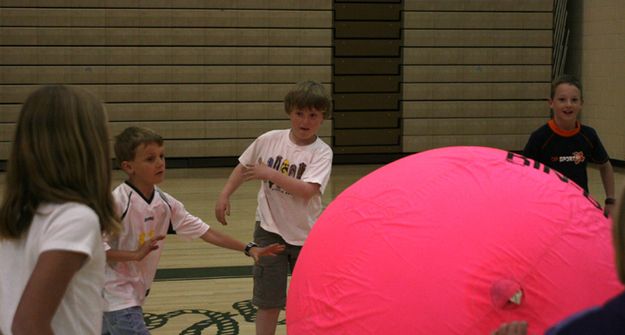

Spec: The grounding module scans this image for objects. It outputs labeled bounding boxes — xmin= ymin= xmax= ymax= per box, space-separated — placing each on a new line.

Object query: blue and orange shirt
xmin=523 ymin=120 xmax=609 ymax=192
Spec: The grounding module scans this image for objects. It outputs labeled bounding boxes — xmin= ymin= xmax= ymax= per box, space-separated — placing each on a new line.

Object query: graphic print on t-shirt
xmin=551 ymin=151 xmax=585 ymax=165
xmin=139 ymin=229 xmax=155 ymax=246
xmin=266 ymin=155 xmax=307 ymax=193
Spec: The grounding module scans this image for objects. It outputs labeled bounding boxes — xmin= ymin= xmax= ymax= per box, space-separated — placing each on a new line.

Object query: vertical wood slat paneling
xmin=333 ymin=0 xmax=403 ymax=156
xmin=401 ymin=1 xmax=554 ymax=153
xmin=0 ymin=2 xmax=334 ymax=161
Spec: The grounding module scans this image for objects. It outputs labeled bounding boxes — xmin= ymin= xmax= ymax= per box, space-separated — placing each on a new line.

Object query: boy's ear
xmin=120 ymin=161 xmax=133 ymax=174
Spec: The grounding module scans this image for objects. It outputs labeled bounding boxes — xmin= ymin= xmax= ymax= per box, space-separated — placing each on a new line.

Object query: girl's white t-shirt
xmin=0 ymin=202 xmax=105 ymax=335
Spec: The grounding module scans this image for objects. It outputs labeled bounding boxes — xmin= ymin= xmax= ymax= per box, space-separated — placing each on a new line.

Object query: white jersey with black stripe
xmin=102 ymin=182 xmax=209 ymax=311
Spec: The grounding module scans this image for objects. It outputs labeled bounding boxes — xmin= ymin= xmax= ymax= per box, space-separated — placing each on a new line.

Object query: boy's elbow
xmin=300 ymin=184 xmax=321 ymax=201
xmin=601 ymin=160 xmax=613 ymax=171
xmin=300 ymin=192 xmax=315 ymax=201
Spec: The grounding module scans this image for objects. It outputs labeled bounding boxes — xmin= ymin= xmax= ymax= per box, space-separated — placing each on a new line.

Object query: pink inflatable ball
xmin=287 ymin=146 xmax=622 ymax=335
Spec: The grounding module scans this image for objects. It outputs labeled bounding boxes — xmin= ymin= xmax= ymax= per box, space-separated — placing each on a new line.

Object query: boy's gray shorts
xmin=252 ymin=221 xmax=301 ymax=309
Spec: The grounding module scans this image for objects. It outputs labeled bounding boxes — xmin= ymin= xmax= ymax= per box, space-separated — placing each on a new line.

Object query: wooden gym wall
xmin=0 ymin=1 xmax=554 ymax=165
xmin=570 ymin=0 xmax=625 ymax=161
xmin=401 ymin=0 xmax=554 ymax=152
xmin=0 ymin=1 xmax=333 ymax=164
xmin=332 ymin=1 xmax=402 ymax=160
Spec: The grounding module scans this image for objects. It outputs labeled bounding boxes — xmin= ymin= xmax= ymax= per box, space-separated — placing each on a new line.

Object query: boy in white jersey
xmin=215 ymin=81 xmax=333 ymax=335
xmin=102 ymin=127 xmax=284 ymax=335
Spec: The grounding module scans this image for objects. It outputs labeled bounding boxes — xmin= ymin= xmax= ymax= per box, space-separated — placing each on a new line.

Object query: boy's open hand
xmin=135 ymin=235 xmax=166 ymax=261
xmin=491 ymin=321 xmax=528 ymax=335
xmin=248 ymin=243 xmax=285 ymax=262
xmin=605 ymin=203 xmax=614 ymax=216
xmin=242 ymin=158 xmax=275 ymax=182
xmin=215 ymin=196 xmax=231 ymax=225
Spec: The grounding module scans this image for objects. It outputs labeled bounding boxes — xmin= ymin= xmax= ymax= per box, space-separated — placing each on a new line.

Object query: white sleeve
xmin=301 ymin=146 xmax=333 ymax=194
xmin=41 ymin=204 xmax=101 ymax=260
xmin=168 ymin=196 xmax=210 ymax=240
xmin=239 ymin=136 xmax=262 ymax=166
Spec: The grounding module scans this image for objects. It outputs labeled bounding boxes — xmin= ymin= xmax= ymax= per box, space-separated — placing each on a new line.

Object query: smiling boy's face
xmin=549 ymin=83 xmax=583 ymax=128
xmin=122 ymin=142 xmax=166 ymax=195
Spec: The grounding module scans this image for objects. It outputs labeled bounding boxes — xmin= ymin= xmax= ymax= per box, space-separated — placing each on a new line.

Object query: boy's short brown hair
xmin=551 ymin=74 xmax=583 ymax=101
xmin=114 ymin=126 xmax=163 ymax=167
xmin=284 ymin=80 xmax=332 ymax=119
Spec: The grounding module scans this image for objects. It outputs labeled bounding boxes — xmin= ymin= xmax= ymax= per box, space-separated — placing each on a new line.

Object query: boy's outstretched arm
xmin=242 ymin=161 xmax=320 ymax=200
xmin=599 ymin=160 xmax=615 ymax=215
xmin=215 ymin=163 xmax=246 ymax=225
xmin=105 ymin=235 xmax=166 ymax=262
xmin=200 ymin=228 xmax=285 ymax=262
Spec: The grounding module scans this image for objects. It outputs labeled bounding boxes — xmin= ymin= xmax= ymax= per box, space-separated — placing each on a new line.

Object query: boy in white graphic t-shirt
xmin=102 ymin=127 xmax=284 ymax=335
xmin=215 ymin=81 xmax=333 ymax=335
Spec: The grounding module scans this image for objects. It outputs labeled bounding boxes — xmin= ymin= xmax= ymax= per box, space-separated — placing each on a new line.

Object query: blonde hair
xmin=0 ymin=85 xmax=120 ymax=239
xmin=613 ymin=188 xmax=625 ymax=284
xmin=284 ymin=80 xmax=332 ymax=119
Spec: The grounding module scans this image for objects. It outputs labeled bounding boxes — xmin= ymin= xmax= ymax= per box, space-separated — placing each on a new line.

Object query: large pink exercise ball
xmin=287 ymin=146 xmax=622 ymax=334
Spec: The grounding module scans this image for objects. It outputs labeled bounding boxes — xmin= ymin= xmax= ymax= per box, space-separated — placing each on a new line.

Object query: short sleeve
xmin=40 ymin=203 xmax=101 ymax=260
xmin=239 ymin=133 xmax=266 ymax=166
xmin=523 ymin=132 xmax=540 ymax=160
xmin=168 ymin=195 xmax=210 ymax=240
xmin=588 ymin=128 xmax=610 ymax=164
xmin=300 ymin=145 xmax=333 ymax=194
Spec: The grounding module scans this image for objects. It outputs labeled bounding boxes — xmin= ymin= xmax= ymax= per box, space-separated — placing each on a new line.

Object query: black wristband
xmin=244 ymin=242 xmax=258 ymax=256
xmin=605 ymin=197 xmax=616 ymax=205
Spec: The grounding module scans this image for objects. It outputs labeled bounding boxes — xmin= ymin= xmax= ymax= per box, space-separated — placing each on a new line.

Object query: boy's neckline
xmin=548 ymin=119 xmax=581 ymax=137
xmin=124 ymin=180 xmax=156 ymax=204
xmin=288 ymin=129 xmax=317 ymax=146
